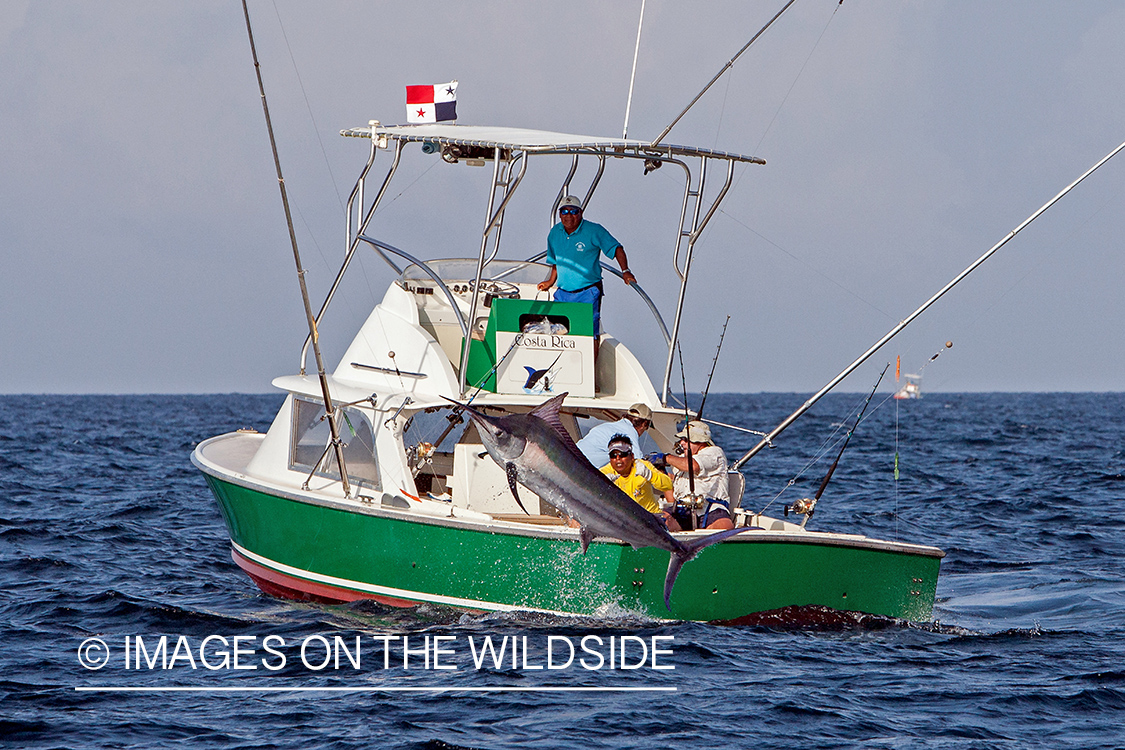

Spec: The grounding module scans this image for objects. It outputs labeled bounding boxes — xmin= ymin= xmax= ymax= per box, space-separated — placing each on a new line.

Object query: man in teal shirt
xmin=537 ymin=196 xmax=635 ymax=359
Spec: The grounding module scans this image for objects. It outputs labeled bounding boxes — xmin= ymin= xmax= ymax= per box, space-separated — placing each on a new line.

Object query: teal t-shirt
xmin=545 ymin=219 xmax=621 ymax=291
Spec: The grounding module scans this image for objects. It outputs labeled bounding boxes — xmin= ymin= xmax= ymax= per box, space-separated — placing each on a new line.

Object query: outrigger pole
xmin=242 ymin=0 xmax=350 ymax=494
xmin=732 ymin=138 xmax=1125 ymax=471
xmin=649 ymin=0 xmax=798 ymax=147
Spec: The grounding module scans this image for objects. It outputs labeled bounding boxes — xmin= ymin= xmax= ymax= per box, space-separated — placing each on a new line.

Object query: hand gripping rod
xmin=732 ymin=138 xmax=1125 ymax=471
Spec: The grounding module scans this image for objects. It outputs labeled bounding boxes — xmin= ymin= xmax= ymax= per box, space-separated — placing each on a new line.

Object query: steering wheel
xmin=469 ymin=279 xmax=520 ymax=298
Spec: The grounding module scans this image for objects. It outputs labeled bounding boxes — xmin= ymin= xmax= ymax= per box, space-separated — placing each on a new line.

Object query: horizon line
xmin=75 ymin=685 xmax=676 ymax=693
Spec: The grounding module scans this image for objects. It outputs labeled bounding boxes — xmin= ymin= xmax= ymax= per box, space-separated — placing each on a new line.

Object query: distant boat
xmin=894 ymin=373 xmax=922 ymax=400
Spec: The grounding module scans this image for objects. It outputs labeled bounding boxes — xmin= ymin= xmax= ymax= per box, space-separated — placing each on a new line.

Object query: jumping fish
xmin=452 ymin=392 xmax=751 ymax=609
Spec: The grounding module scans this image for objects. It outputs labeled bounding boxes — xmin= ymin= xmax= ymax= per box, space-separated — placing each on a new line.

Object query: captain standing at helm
xmin=537 ymin=196 xmax=635 ymax=360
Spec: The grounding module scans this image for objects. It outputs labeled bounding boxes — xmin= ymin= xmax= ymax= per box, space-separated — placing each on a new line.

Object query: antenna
xmin=622 ymin=0 xmax=646 ymax=140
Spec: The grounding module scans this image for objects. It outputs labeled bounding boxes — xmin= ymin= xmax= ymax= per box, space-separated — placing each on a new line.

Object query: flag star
xmin=446 ymin=86 xmax=455 ymax=96
xmin=416 ymin=108 xmax=427 ymax=118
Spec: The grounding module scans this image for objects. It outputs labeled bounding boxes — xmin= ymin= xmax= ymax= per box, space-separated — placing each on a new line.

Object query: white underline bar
xmin=75 ymin=686 xmax=676 ymax=693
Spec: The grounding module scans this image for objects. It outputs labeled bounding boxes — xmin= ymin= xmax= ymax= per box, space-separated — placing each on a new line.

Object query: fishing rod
xmin=676 ymin=343 xmax=696 ymax=503
xmin=241 ymin=0 xmax=350 ymax=495
xmin=697 ymin=315 xmax=730 ymax=420
xmin=732 ymin=137 xmax=1125 ymax=471
xmin=786 ymin=363 xmax=888 ymax=528
xmin=649 ymin=0 xmax=799 ymax=146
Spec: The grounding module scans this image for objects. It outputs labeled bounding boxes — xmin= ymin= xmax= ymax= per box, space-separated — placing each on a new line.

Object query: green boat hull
xmin=201 ymin=471 xmax=941 ymax=623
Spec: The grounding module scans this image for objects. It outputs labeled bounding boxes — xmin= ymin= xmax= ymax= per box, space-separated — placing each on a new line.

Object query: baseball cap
xmin=558 ymin=196 xmax=583 ymax=210
xmin=626 ymin=403 xmax=653 ymax=421
xmin=674 ymin=420 xmax=712 ymax=444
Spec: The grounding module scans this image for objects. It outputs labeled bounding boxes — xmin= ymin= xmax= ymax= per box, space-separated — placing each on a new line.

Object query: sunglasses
xmin=608 ymin=450 xmax=633 ymax=459
xmin=559 ymin=207 xmax=581 ymax=215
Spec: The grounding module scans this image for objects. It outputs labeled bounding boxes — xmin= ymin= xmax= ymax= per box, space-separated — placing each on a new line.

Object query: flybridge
xmin=327 ymin=122 xmax=766 ymax=405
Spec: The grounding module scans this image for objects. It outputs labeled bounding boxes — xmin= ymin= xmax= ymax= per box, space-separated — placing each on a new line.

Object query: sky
xmin=2 ymin=1 xmax=1123 ymax=395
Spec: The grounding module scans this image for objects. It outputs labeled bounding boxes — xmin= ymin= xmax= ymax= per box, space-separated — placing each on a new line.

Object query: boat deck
xmin=197 ymin=429 xmax=261 ymax=475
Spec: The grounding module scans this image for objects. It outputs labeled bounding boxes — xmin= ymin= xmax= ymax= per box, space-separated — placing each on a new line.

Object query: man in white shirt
xmin=663 ymin=420 xmax=733 ymax=530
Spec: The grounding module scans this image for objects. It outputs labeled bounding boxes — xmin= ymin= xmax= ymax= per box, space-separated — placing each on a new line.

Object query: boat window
xmin=401 ymin=259 xmax=549 ymax=287
xmin=290 ymin=398 xmax=380 ymax=488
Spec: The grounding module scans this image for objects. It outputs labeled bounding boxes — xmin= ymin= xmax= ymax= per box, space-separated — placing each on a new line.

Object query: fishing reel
xmin=677 ymin=494 xmax=707 ymax=512
xmin=407 ymin=441 xmax=435 ymax=474
xmin=784 ymin=497 xmax=817 ymax=519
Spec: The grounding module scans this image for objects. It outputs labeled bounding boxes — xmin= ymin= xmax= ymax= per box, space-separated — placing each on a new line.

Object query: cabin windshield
xmin=290 ymin=397 xmax=380 ymax=489
xmin=400 ymin=259 xmax=547 ymax=287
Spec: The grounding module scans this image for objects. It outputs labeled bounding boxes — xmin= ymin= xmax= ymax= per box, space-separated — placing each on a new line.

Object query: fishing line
xmin=713 ymin=67 xmax=734 ymax=150
xmin=270 ymin=0 xmax=345 ymax=213
xmin=751 ymin=0 xmax=844 ymax=156
xmin=717 ymin=209 xmax=897 ymax=322
xmin=267 ymin=1 xmax=391 ymax=352
xmin=292 ymin=198 xmax=386 ymax=376
xmin=941 ymin=182 xmax=1125 ymax=386
xmin=388 ymin=161 xmax=439 ymax=207
xmin=894 ymin=394 xmax=900 ymax=541
xmin=649 ymin=0 xmax=800 ymax=146
xmin=757 ymin=384 xmax=898 ymax=515
xmin=756 ymin=388 xmax=870 ymax=514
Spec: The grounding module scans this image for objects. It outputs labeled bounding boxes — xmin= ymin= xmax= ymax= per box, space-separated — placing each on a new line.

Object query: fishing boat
xmin=894 ymin=374 xmax=922 ymax=400
xmin=192 ymin=120 xmax=944 ymax=623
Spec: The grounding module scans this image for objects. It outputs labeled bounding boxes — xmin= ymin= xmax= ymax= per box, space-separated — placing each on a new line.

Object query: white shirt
xmin=671 ymin=445 xmax=730 ymax=502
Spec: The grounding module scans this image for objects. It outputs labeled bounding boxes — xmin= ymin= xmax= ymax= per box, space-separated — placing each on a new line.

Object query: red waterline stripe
xmin=232 ymin=548 xmax=419 ymax=608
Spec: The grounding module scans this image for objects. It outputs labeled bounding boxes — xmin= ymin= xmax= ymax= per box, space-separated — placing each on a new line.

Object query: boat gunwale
xmin=192 ymin=431 xmax=946 ymax=560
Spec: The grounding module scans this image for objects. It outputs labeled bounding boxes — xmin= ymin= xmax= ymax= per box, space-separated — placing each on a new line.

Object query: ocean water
xmin=3 ymin=392 xmax=1123 ymax=749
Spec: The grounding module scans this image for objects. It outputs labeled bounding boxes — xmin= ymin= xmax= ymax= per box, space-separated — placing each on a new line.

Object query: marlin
xmin=451 ymin=392 xmax=752 ymax=609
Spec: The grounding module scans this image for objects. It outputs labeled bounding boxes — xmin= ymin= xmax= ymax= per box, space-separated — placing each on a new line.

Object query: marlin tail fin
xmin=663 ymin=526 xmax=754 ymax=610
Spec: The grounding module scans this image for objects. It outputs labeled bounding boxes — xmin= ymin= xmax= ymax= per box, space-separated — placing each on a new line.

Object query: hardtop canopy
xmin=341 ymin=123 xmax=765 ymax=166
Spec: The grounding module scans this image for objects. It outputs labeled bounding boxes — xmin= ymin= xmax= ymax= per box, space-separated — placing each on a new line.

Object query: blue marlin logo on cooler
xmin=523 ymin=353 xmax=563 ymax=392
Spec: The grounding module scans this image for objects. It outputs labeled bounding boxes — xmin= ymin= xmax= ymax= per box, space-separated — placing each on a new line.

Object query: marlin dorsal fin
xmin=528 ymin=392 xmax=584 ymax=458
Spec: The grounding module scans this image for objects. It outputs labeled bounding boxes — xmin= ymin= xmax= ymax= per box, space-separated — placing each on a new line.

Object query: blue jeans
xmin=553 ymin=283 xmax=603 ymax=336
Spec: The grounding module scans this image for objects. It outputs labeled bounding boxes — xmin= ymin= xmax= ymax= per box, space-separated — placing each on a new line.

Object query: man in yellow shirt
xmin=600 ymin=435 xmax=673 ymax=516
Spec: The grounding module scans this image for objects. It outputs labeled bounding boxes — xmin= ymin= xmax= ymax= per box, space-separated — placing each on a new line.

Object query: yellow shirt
xmin=601 ymin=459 xmax=673 ymax=514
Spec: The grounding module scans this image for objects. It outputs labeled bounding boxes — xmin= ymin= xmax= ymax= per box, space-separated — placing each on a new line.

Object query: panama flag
xmin=406 ymin=80 xmax=458 ymax=123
